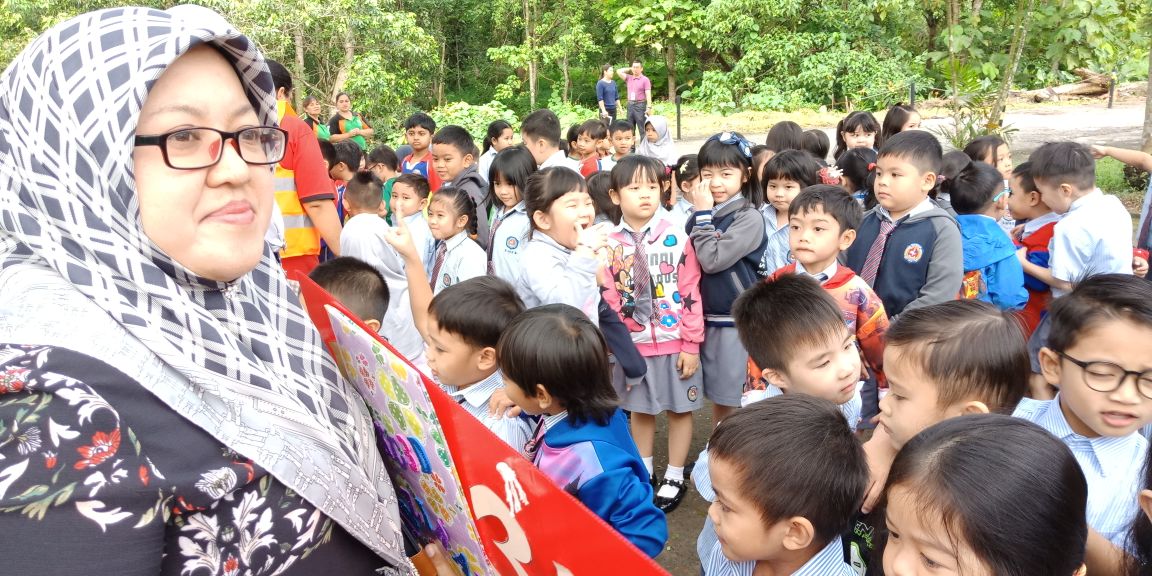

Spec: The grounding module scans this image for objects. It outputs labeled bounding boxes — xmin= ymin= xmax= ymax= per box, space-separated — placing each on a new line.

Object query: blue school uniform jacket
xmin=844 ymin=205 xmax=963 ymax=318
xmin=955 ymin=214 xmax=1028 ymax=310
xmin=535 ymin=410 xmax=668 ymax=557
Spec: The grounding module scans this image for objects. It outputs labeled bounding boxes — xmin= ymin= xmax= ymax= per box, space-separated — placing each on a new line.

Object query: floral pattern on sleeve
xmin=0 ymin=345 xmax=383 ymax=575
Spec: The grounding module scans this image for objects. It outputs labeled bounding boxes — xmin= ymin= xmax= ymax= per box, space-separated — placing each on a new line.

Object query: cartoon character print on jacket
xmin=608 ymin=243 xmax=683 ymax=334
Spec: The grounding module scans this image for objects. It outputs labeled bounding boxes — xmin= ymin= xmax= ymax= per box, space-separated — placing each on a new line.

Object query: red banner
xmin=292 ymin=272 xmax=668 ymax=575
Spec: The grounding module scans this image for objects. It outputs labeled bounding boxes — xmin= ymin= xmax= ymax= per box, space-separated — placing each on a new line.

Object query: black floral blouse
xmin=0 ymin=344 xmax=390 ymax=575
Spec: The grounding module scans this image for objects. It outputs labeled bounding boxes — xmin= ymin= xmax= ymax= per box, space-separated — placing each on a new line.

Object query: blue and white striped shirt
xmin=759 ymin=203 xmax=793 ymax=274
xmin=1013 ymin=395 xmax=1146 ymax=548
xmin=702 ymin=535 xmax=856 ymax=576
xmin=447 ymin=371 xmax=535 ymax=458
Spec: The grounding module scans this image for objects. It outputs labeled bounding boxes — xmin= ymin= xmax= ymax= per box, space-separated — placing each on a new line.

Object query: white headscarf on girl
xmin=635 ymin=115 xmax=679 ymax=166
xmin=0 ymin=5 xmax=406 ymax=569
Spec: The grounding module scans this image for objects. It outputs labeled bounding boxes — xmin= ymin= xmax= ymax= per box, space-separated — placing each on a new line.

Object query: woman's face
xmin=132 ymin=45 xmax=272 ymax=282
xmin=305 ymin=99 xmax=322 ymax=116
xmin=336 ymin=94 xmax=352 ymax=113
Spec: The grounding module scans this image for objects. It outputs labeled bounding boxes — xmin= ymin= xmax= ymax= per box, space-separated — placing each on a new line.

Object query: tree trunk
xmin=947 ymin=0 xmax=961 ymax=112
xmin=1144 ymin=42 xmax=1152 ymax=153
xmin=437 ymin=40 xmax=446 ymax=107
xmin=293 ymin=27 xmax=306 ymax=109
xmin=561 ymin=53 xmax=570 ymax=104
xmin=525 ymin=0 xmax=537 ymax=109
xmin=331 ymin=21 xmax=355 ymax=101
xmin=924 ymin=9 xmax=941 ymax=60
xmin=665 ymin=43 xmax=677 ymax=101
xmin=989 ymin=0 xmax=1034 ymax=128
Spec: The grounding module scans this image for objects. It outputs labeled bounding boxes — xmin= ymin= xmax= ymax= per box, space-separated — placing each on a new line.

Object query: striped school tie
xmin=859 ymin=220 xmax=895 ymax=286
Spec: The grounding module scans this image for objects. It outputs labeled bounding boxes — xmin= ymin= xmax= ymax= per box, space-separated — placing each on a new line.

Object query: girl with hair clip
xmin=515 ymin=167 xmax=611 ymax=324
xmin=426 ymin=186 xmax=484 ymax=294
xmin=941 ymin=154 xmax=1027 ymax=310
xmin=477 ymin=119 xmax=515 ymax=185
xmin=485 ymin=146 xmax=536 ymax=283
xmin=833 ymin=110 xmax=882 ymax=159
xmin=880 ymin=414 xmax=1088 ymax=576
xmin=687 ymin=132 xmax=768 ymax=424
xmin=667 ymin=154 xmax=700 ymax=228
xmin=880 ymin=103 xmax=921 ymax=143
xmin=836 ymin=147 xmax=879 ymax=207
xmin=497 ymin=304 xmax=668 ymax=558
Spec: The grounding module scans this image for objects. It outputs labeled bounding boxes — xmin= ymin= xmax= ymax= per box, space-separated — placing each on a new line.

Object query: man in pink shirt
xmin=617 ymin=60 xmax=652 ymax=139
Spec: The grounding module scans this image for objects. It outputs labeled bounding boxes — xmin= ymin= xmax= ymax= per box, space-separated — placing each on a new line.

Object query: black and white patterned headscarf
xmin=0 ymin=5 xmax=405 ymax=567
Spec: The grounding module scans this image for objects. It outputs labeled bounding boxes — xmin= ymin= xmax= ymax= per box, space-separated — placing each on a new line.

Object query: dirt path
xmin=671 ymin=100 xmax=1147 ymax=161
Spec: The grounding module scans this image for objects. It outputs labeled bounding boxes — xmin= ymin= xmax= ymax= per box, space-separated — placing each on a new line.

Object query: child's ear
xmin=364 ymin=318 xmax=381 ymax=333
xmin=463 ymin=151 xmax=475 ymax=166
xmin=476 ymin=346 xmax=497 ymax=372
xmin=418 ymin=197 xmax=430 ymax=211
xmin=532 ymin=209 xmax=553 ymax=231
xmin=780 ymin=516 xmax=816 ymax=551
xmin=609 ymin=189 xmax=622 ymax=206
xmin=534 ymin=384 xmax=554 ymax=412
xmin=919 ymin=171 xmax=938 ymax=194
xmin=950 ymin=400 xmax=990 ymax=417
xmin=1027 ymin=190 xmax=1043 ymax=207
xmin=1140 ymin=489 xmax=1152 ymax=524
xmin=1038 ymin=347 xmax=1063 ymax=387
xmin=454 ymin=212 xmax=470 ymax=231
xmin=341 ymin=196 xmax=351 ymax=214
xmin=761 ymin=367 xmax=788 ymax=391
xmin=838 ymin=229 xmax=857 ymax=252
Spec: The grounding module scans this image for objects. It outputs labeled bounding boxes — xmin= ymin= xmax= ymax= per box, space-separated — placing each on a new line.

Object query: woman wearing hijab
xmin=635 ymin=115 xmax=679 ymax=166
xmin=0 ymin=6 xmax=424 ymax=575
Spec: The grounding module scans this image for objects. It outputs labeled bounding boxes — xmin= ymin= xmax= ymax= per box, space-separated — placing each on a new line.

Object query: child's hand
xmin=692 ymin=179 xmax=714 ymax=211
xmin=1015 ymin=246 xmax=1028 ymax=266
xmin=487 ymin=387 xmax=522 ymax=418
xmin=383 ymin=208 xmax=419 ymax=262
xmin=1010 ymin=222 xmax=1025 ymax=241
xmin=677 ymin=352 xmax=700 ymax=379
xmin=575 ymin=222 xmax=610 ymax=256
xmin=1135 ymin=256 xmax=1149 ymax=278
xmin=860 ymin=430 xmax=897 ymax=514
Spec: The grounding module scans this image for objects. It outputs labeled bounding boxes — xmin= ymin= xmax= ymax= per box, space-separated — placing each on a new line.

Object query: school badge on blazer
xmin=903 ymin=243 xmax=923 ymax=263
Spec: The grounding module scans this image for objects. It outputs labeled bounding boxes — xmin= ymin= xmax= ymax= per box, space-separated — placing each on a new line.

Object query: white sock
xmin=642 ymin=457 xmax=654 ymax=476
xmin=656 ymin=465 xmax=685 ymax=499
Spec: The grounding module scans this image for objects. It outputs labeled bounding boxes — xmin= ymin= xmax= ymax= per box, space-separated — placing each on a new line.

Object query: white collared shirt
xmin=876 ymin=197 xmax=936 ymax=223
xmin=794 ymin=261 xmax=839 ymax=284
xmin=1021 ymin=210 xmax=1062 ymax=239
xmin=1049 ymin=189 xmax=1133 ymax=297
xmin=701 ymin=536 xmax=857 ymax=576
xmin=447 ymin=371 xmax=535 ymax=457
xmin=489 ymin=201 xmax=530 ymax=285
xmin=431 ymin=230 xmax=486 ymax=294
xmin=539 ymin=150 xmax=581 ymax=173
xmin=404 ymin=212 xmax=436 ymax=273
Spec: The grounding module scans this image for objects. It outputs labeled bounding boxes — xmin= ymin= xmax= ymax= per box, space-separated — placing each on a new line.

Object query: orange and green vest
xmin=275 ymin=100 xmax=321 ymax=259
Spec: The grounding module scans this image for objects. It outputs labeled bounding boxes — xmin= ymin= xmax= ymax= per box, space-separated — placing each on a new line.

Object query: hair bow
xmin=706 ymin=131 xmax=754 ymax=160
xmin=866 ymin=162 xmax=876 ymax=171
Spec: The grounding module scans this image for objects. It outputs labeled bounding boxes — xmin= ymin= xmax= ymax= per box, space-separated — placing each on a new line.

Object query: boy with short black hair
xmin=1008 ymin=161 xmax=1060 ymax=337
xmin=520 ymin=109 xmax=580 ymax=173
xmin=390 ymin=173 xmax=435 ymax=272
xmin=402 ymin=112 xmax=442 ymax=192
xmin=844 ymin=130 xmax=963 ymax=318
xmin=366 ymin=145 xmax=400 ymax=222
xmin=339 ymin=172 xmax=427 ymax=370
xmin=703 ymin=394 xmax=867 ymax=575
xmin=609 ymin=120 xmax=634 ymax=162
xmin=578 ymin=119 xmax=613 ymax=177
xmin=309 ymin=256 xmax=390 ymax=332
xmin=431 ymin=125 xmax=489 ymax=246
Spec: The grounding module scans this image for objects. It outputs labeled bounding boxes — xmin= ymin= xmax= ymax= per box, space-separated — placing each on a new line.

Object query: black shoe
xmin=654 ymin=478 xmax=687 ymax=513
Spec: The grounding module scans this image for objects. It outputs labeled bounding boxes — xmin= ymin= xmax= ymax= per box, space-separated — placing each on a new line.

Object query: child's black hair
xmin=672 ymin=154 xmax=699 ymax=191
xmin=429 ymin=185 xmax=478 ymax=237
xmin=610 ymin=154 xmax=664 ymax=193
xmin=789 ymin=185 xmax=863 ymax=233
xmin=525 ymin=166 xmax=589 ymax=234
xmin=750 ymin=145 xmax=773 ymax=193
xmin=344 ymin=171 xmax=385 ymax=212
xmin=609 ymin=119 xmax=633 ymax=136
xmin=566 ymin=123 xmax=581 ymax=152
xmin=880 ymin=414 xmax=1087 ymax=576
xmin=309 ymin=257 xmax=390 ymax=324
xmin=431 ymin=125 xmax=477 ymax=157
xmin=709 ymin=394 xmax=867 ymax=548
xmin=428 ymin=276 xmax=525 ymax=350
xmin=265 ymin=58 xmax=293 ymax=94
xmin=762 ymin=149 xmax=822 ymax=189
xmin=497 ymin=304 xmax=618 ymax=426
xmin=393 ymin=173 xmax=431 ymax=199
xmin=836 ymin=147 xmax=878 ymax=207
xmin=586 ymin=172 xmax=620 ymax=225
xmin=697 ymin=132 xmax=761 ymax=207
xmin=578 ymin=118 xmax=608 ymax=141
xmin=962 ymin=135 xmax=1007 ymax=165
xmin=887 ymin=299 xmax=1028 ymax=414
xmin=940 ymin=156 xmax=1003 ymax=215
xmin=367 ymin=145 xmax=400 ymax=172
xmin=331 ymin=140 xmax=363 ymax=174
xmin=764 ymin=121 xmax=804 ymax=152
xmin=482 ymin=120 xmax=513 ymax=154
xmin=1046 ymin=273 xmax=1152 ymax=354
xmin=318 ymin=140 xmax=337 ymax=168
xmin=833 ymin=110 xmax=881 ymax=159
xmin=403 ymin=112 xmax=436 ymax=134
xmin=733 ymin=274 xmax=848 ymax=373
xmin=485 ymin=146 xmax=537 ymax=210
xmin=1012 ymin=160 xmax=1036 ymax=195
xmin=878 ymin=129 xmax=943 ymax=176
xmin=1028 ymin=141 xmax=1095 ymax=192
xmin=801 ymin=129 xmax=830 ymax=161
xmin=521 ymin=109 xmax=562 ymax=146
xmin=880 ymin=104 xmax=918 ymax=144
xmin=1127 ymin=441 xmax=1152 ymax=575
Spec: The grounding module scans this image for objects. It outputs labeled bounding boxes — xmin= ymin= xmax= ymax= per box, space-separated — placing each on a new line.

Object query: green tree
xmin=607 ymin=0 xmax=707 ymax=101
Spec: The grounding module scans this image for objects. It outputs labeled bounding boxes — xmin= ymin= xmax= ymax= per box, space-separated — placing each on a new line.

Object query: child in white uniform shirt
xmin=485 ymin=147 xmax=536 ymax=285
xmin=426 ymin=186 xmax=484 ymax=294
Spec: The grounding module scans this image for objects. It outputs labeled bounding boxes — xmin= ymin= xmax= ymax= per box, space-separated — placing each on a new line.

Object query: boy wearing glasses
xmin=1017 ymin=274 xmax=1152 ymax=560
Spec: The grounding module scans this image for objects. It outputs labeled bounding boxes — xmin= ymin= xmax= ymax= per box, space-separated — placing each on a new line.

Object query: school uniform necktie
xmin=486 ymin=210 xmax=506 ymax=275
xmin=632 ymin=229 xmax=656 ymax=322
xmin=859 ymin=220 xmax=896 ymax=287
xmin=429 ymin=242 xmax=447 ymax=288
xmin=523 ymin=417 xmax=547 ymax=463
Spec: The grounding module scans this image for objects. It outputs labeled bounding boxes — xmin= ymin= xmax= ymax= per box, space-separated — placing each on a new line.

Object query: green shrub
xmin=430 ymin=101 xmax=519 ymax=144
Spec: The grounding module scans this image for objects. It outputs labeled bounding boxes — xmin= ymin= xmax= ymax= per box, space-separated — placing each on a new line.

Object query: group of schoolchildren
xmin=292 ymin=99 xmax=1152 ymax=576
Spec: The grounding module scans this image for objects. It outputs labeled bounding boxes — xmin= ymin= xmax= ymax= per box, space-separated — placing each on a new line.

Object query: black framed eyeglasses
xmin=134 ymin=126 xmax=288 ymax=170
xmin=1057 ymin=351 xmax=1152 ymax=399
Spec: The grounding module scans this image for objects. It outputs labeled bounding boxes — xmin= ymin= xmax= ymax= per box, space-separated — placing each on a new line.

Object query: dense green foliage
xmin=2 ymin=0 xmax=1147 ymax=143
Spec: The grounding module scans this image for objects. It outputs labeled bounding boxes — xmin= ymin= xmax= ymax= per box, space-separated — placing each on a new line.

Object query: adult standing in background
xmin=328 ymin=92 xmax=374 ymax=151
xmin=596 ymin=65 xmax=619 ymax=122
xmin=617 ymin=60 xmax=651 ymax=137
xmin=300 ymin=95 xmax=331 ymax=141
